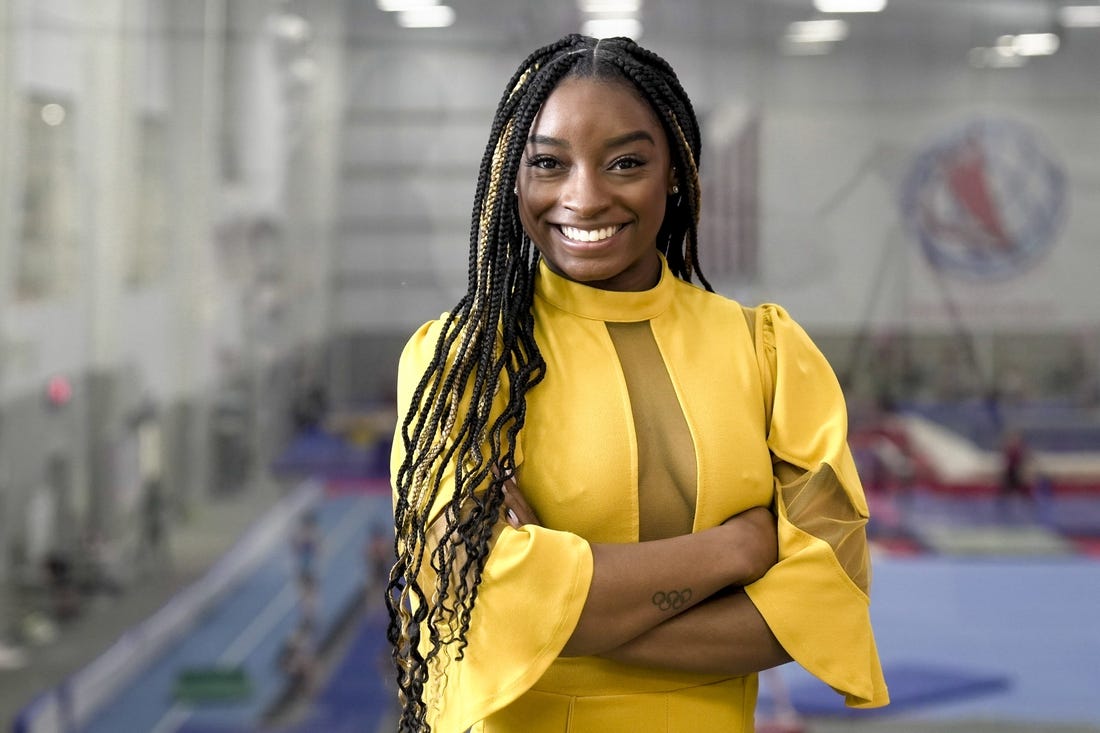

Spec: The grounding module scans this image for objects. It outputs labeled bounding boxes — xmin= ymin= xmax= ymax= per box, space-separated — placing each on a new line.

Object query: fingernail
xmin=507 ymin=509 xmax=520 ymax=527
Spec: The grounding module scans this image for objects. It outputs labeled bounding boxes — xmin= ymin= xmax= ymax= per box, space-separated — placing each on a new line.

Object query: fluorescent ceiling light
xmin=579 ymin=0 xmax=642 ymax=12
xmin=785 ymin=19 xmax=848 ymax=43
xmin=813 ymin=0 xmax=887 ymax=12
xmin=998 ymin=32 xmax=1060 ymax=56
xmin=1013 ymin=32 xmax=1060 ymax=55
xmin=581 ymin=17 xmax=643 ymax=39
xmin=396 ymin=4 xmax=454 ymax=27
xmin=377 ymin=0 xmax=439 ymax=12
xmin=1058 ymin=5 xmax=1100 ymax=27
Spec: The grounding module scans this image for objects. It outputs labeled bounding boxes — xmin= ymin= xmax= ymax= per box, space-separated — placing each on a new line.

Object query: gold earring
xmin=670 ymin=185 xmax=679 ymax=195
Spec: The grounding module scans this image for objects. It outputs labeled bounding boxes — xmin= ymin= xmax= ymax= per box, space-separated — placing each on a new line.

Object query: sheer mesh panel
xmin=775 ymin=460 xmax=870 ymax=594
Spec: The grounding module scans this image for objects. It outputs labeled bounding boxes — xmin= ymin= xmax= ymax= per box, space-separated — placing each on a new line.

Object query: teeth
xmin=560 ymin=225 xmax=620 ymax=243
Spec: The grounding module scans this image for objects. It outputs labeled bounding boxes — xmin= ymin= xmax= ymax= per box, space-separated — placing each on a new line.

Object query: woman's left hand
xmin=500 ymin=471 xmax=542 ymax=528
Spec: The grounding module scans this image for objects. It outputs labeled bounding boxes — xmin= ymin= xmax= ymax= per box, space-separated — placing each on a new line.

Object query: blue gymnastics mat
xmin=786 ymin=662 xmax=1012 ymax=717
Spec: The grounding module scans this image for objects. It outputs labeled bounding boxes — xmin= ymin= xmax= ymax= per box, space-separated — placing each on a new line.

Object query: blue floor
xmin=291 ymin=553 xmax=1100 ymax=729
xmin=77 ymin=494 xmax=386 ymax=733
xmin=278 ymin=609 xmax=393 ymax=733
xmin=66 ymin=495 xmax=1100 ymax=731
xmin=776 ymin=554 xmax=1100 ymax=726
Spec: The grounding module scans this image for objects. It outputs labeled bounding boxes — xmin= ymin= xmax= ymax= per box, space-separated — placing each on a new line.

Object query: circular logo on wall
xmin=899 ymin=117 xmax=1066 ymax=280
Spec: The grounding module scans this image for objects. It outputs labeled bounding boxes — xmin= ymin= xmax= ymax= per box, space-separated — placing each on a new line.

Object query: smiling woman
xmin=388 ymin=34 xmax=888 ymax=733
xmin=517 ymin=77 xmax=675 ymax=291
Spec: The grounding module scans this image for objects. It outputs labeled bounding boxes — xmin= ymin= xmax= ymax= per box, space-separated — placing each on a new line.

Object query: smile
xmin=558 ymin=224 xmax=624 ymax=244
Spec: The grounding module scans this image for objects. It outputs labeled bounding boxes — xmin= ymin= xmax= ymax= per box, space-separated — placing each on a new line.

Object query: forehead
xmin=529 ymin=76 xmax=666 ymax=144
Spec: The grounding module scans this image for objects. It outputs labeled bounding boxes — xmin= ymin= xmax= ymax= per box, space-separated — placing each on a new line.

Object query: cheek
xmin=646 ymin=191 xmax=668 ymax=230
xmin=517 ymin=198 xmax=538 ymax=239
xmin=516 ymin=185 xmax=550 ymax=234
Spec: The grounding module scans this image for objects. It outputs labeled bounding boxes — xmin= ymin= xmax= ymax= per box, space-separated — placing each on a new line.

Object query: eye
xmin=610 ymin=155 xmax=646 ymax=171
xmin=524 ymin=155 xmax=561 ymax=170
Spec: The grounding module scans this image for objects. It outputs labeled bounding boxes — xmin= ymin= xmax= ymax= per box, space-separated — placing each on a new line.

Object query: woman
xmin=388 ymin=34 xmax=888 ymax=733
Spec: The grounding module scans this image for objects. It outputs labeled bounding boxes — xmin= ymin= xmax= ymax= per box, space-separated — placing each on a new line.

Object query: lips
xmin=558 ymin=224 xmax=625 ymax=244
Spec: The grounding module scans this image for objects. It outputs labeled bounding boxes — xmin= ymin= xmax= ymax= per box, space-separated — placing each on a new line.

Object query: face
xmin=516 ymin=75 xmax=676 ymax=292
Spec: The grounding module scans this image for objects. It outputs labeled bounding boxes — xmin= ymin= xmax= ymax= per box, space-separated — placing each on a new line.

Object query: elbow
xmin=760 ymin=645 xmax=794 ymax=673
xmin=707 ymin=642 xmax=792 ymax=678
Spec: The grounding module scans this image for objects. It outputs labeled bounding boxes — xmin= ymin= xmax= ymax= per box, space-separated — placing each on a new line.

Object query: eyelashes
xmin=521 ymin=155 xmax=649 ymax=171
xmin=523 ymin=155 xmax=558 ymax=169
xmin=611 ymin=156 xmax=645 ymax=170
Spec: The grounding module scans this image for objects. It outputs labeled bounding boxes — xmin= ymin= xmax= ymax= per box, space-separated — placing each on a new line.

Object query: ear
xmin=668 ymin=168 xmax=679 ymax=195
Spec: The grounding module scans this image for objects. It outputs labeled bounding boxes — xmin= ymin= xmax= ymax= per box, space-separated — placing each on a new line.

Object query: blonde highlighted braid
xmin=387 ymin=34 xmax=710 ymax=732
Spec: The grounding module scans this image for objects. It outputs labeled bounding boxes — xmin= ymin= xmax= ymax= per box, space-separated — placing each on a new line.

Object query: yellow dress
xmin=392 ymin=256 xmax=889 ymax=732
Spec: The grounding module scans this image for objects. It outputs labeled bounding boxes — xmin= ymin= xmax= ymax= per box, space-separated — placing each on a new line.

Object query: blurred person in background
xmin=278 ymin=619 xmax=318 ymax=697
xmin=139 ymin=479 xmax=171 ymax=575
xmin=998 ymin=428 xmax=1034 ymax=521
xmin=291 ymin=509 xmax=320 ymax=578
xmin=44 ymin=549 xmax=79 ymax=621
xmin=136 ymin=397 xmax=173 ymax=575
xmin=388 ymin=34 xmax=888 ymax=733
xmin=291 ymin=369 xmax=329 ymax=434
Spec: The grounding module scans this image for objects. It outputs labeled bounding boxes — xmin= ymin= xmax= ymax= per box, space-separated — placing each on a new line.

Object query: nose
xmin=561 ymin=167 xmax=610 ymax=218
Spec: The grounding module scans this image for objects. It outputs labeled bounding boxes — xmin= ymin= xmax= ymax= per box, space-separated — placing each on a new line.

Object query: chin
xmin=557 ymin=261 xmax=623 ymax=284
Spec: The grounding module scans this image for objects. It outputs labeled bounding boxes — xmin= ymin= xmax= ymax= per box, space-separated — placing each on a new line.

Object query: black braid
xmin=387 ymin=34 xmax=709 ymax=732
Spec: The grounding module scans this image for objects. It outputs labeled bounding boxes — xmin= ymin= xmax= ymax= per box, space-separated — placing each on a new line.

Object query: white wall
xmin=331 ymin=0 xmax=1100 ymax=336
xmin=0 ymin=0 xmax=347 ymax=571
xmin=1 ymin=0 xmax=343 ymax=402
xmin=3 ymin=0 xmax=1098 ymax=387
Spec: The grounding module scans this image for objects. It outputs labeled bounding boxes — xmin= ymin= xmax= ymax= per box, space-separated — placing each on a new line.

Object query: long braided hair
xmin=387 ymin=34 xmax=710 ymax=732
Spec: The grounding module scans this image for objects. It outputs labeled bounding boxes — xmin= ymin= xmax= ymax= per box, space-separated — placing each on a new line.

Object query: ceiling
xmin=344 ymin=0 xmax=1087 ymax=47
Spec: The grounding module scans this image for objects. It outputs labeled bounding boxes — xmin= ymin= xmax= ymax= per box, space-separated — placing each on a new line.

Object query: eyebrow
xmin=527 ymin=130 xmax=657 ymax=149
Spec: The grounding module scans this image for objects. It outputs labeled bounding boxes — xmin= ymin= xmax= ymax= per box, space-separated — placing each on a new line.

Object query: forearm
xmin=597 ymin=589 xmax=791 ymax=676
xmin=561 ymin=508 xmax=775 ymax=657
xmin=562 ymin=528 xmax=737 ymax=656
xmin=500 ymin=477 xmax=777 ymax=658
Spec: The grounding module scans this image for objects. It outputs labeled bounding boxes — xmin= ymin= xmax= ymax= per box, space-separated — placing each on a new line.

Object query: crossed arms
xmin=501 ymin=474 xmax=792 ymax=677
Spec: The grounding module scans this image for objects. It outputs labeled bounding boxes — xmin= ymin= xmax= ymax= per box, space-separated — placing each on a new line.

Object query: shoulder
xmin=668 ymin=277 xmax=748 ymax=320
xmin=739 ymin=302 xmax=830 ymax=366
xmin=749 ymin=303 xmax=817 ymax=349
xmin=400 ymin=316 xmax=447 ymax=360
xmin=668 ymin=286 xmax=820 ymax=355
xmin=667 ymin=281 xmax=806 ymax=340
xmin=396 ymin=314 xmax=507 ymax=389
xmin=396 ymin=315 xmax=454 ymax=387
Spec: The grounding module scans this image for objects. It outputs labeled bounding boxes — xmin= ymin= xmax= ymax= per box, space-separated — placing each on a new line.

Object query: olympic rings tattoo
xmin=651 ymin=588 xmax=693 ymax=612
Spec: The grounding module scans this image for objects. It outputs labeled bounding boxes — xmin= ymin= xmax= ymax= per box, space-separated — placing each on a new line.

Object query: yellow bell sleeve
xmin=391 ymin=318 xmax=595 ymax=733
xmin=743 ymin=305 xmax=890 ymax=709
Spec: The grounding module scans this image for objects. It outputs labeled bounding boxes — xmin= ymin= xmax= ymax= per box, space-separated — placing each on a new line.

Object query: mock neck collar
xmin=533 ymin=254 xmax=676 ymax=322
